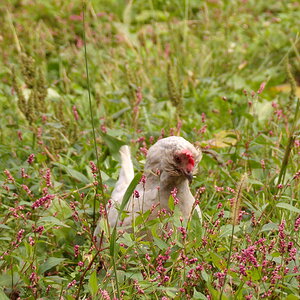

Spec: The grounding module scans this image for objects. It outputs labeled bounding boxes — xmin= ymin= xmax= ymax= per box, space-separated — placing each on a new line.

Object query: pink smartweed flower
xmin=201 ymin=112 xmax=206 ymax=123
xmin=177 ymin=120 xmax=182 ymax=133
xmin=214 ymin=269 xmax=227 ymax=288
xmin=29 ymin=272 xmax=39 ymax=284
xmin=199 ymin=125 xmax=207 ymax=134
xmin=134 ymin=190 xmax=140 ymax=198
xmin=32 ymin=194 xmax=55 ymax=209
xmin=257 ymin=81 xmax=266 ymax=94
xmin=78 ymin=261 xmax=84 ymax=267
xmin=295 ymin=215 xmax=300 ymax=231
xmin=293 ymin=170 xmax=300 ymax=180
xmin=171 ymin=187 xmax=179 ymax=205
xmin=178 ymin=226 xmax=187 ymax=239
xmin=4 ymin=169 xmax=15 ymax=183
xmin=140 ymin=175 xmax=146 ymax=185
xmin=67 ymin=279 xmax=77 ymax=289
xmin=149 ymin=136 xmax=154 ymax=144
xmin=69 ymin=14 xmax=83 ymax=21
xmin=21 ymin=168 xmax=29 ymax=178
xmin=21 ymin=184 xmax=33 ymax=197
xmin=29 ymin=236 xmax=35 ymax=246
xmin=27 ymin=154 xmax=35 ymax=164
xmin=214 ymin=185 xmax=224 ymax=192
xmin=90 ymin=161 xmax=98 ymax=176
xmin=74 ymin=245 xmax=80 ymax=258
xmin=16 ymin=229 xmax=25 ymax=244
xmin=72 ymin=105 xmax=79 ymax=121
xmin=140 ymin=147 xmax=148 ymax=156
xmin=44 ymin=168 xmax=52 ymax=187
xmin=32 ymin=225 xmax=44 ymax=235
xmin=133 ymin=280 xmax=145 ymax=294
xmin=17 ymin=130 xmax=23 ymax=141
xmin=260 ymin=159 xmax=266 ymax=169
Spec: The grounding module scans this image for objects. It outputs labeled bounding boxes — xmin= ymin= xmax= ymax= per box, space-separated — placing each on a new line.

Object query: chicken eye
xmin=174 ymin=155 xmax=181 ymax=164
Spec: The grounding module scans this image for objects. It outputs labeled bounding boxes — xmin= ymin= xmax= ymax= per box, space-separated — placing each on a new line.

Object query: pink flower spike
xmin=257 ymin=81 xmax=266 ymax=94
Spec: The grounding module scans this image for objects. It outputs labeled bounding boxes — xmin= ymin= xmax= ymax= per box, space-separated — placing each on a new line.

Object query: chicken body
xmin=95 ymin=136 xmax=202 ymax=236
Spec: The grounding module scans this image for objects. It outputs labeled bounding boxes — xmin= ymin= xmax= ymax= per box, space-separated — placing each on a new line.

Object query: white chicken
xmin=94 ymin=136 xmax=202 ymax=237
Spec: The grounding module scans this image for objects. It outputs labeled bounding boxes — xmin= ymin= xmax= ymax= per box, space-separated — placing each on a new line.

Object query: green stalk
xmin=277 ymin=98 xmax=299 ymax=186
xmin=82 ymin=1 xmax=105 ymax=230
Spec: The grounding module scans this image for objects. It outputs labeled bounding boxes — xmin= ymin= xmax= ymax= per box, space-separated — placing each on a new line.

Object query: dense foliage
xmin=0 ymin=0 xmax=299 ymax=299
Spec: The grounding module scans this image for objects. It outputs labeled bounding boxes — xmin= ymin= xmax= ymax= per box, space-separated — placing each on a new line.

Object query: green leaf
xmin=285 ymin=294 xmax=300 ymax=300
xmin=101 ymin=133 xmax=126 ymax=156
xmin=52 ymin=163 xmax=90 ymax=184
xmin=39 ymin=257 xmax=66 ymax=274
xmin=276 ymin=203 xmax=300 ymax=214
xmin=168 ymin=195 xmax=174 ymax=211
xmin=119 ymin=173 xmax=142 ymax=213
xmin=110 ymin=173 xmax=141 ymax=258
xmin=261 ymin=222 xmax=278 ymax=232
xmin=210 ymin=252 xmax=224 ymax=269
xmin=0 ymin=288 xmax=10 ymax=299
xmin=110 ymin=227 xmax=117 ymax=258
xmin=88 ymin=270 xmax=98 ymax=297
xmin=38 ymin=216 xmax=70 ymax=228
xmin=0 ymin=224 xmax=10 ymax=229
xmin=153 ymin=237 xmax=169 ymax=250
xmin=193 ymin=288 xmax=208 ymax=300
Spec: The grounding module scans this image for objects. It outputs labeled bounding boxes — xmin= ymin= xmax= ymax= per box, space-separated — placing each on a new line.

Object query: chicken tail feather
xmin=111 ymin=145 xmax=134 ymax=204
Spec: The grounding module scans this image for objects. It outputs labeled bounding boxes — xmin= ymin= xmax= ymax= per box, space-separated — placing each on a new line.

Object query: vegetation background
xmin=0 ymin=0 xmax=299 ymax=299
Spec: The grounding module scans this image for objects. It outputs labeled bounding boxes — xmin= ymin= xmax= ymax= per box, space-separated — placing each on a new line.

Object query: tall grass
xmin=0 ymin=0 xmax=299 ymax=299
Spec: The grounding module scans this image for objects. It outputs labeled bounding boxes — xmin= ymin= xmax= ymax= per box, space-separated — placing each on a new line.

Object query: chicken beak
xmin=184 ymin=171 xmax=193 ymax=184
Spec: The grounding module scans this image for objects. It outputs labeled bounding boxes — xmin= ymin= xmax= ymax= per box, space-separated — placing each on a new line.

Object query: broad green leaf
xmin=276 ymin=203 xmax=300 ymax=214
xmin=88 ymin=270 xmax=98 ymax=297
xmin=261 ymin=222 xmax=278 ymax=232
xmin=210 ymin=252 xmax=225 ymax=269
xmin=119 ymin=173 xmax=142 ymax=213
xmin=193 ymin=288 xmax=208 ymax=300
xmin=39 ymin=257 xmax=66 ymax=274
xmin=101 ymin=133 xmax=126 ymax=156
xmin=201 ymin=270 xmax=209 ymax=282
xmin=109 ymin=226 xmax=117 ymax=257
xmin=285 ymin=294 xmax=300 ymax=300
xmin=168 ymin=194 xmax=175 ymax=211
xmin=0 ymin=224 xmax=10 ymax=229
xmin=52 ymin=163 xmax=90 ymax=184
xmin=153 ymin=237 xmax=169 ymax=250
xmin=38 ymin=216 xmax=70 ymax=228
xmin=0 ymin=289 xmax=10 ymax=300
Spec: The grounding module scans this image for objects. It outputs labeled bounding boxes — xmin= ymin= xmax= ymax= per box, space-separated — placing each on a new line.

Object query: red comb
xmin=181 ymin=149 xmax=195 ymax=170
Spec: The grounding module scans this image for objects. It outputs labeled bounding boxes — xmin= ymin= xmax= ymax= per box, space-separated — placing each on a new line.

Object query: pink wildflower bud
xmin=74 ymin=245 xmax=80 ymax=258
xmin=21 ymin=184 xmax=33 ymax=197
xmin=257 ymin=81 xmax=266 ymax=94
xmin=78 ymin=261 xmax=84 ymax=267
xmin=17 ymin=130 xmax=23 ymax=141
xmin=4 ymin=169 xmax=15 ymax=183
xmin=44 ymin=168 xmax=52 ymax=187
xmin=27 ymin=154 xmax=35 ymax=164
xmin=294 ymin=215 xmax=300 ymax=232
xmin=67 ymin=279 xmax=77 ymax=289
xmin=134 ymin=190 xmax=140 ymax=198
xmin=72 ymin=105 xmax=79 ymax=121
xmin=89 ymin=161 xmax=97 ymax=174
xmin=140 ymin=147 xmax=148 ymax=156
xmin=260 ymin=159 xmax=266 ymax=169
